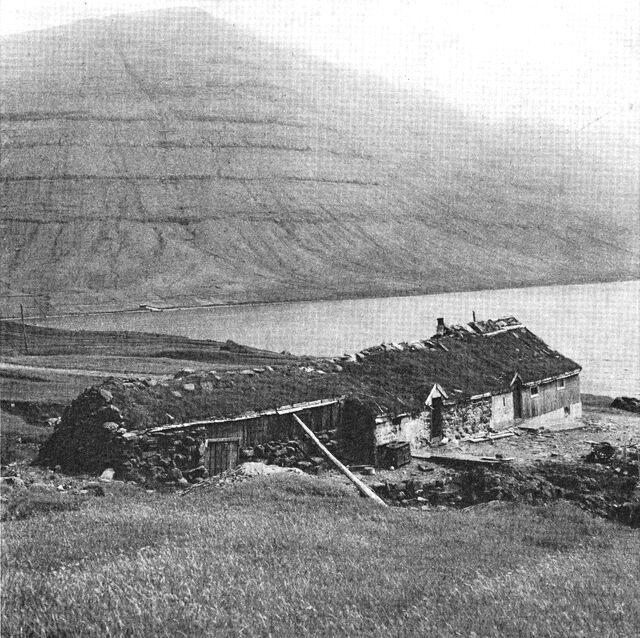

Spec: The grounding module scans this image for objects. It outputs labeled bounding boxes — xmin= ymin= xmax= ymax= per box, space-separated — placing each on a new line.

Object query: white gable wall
xmin=490 ymin=391 xmax=514 ymax=430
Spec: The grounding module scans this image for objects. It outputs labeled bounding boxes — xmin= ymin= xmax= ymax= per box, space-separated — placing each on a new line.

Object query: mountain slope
xmin=1 ymin=8 xmax=637 ymax=316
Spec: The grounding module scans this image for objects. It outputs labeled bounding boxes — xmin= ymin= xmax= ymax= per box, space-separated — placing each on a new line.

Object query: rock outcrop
xmin=611 ymin=396 xmax=640 ymax=414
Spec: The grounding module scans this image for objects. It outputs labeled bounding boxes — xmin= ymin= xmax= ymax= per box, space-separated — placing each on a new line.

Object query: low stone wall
xmin=245 ymin=428 xmax=337 ymax=472
xmin=126 ymin=427 xmax=209 ymax=484
xmin=441 ymin=397 xmax=492 ymax=439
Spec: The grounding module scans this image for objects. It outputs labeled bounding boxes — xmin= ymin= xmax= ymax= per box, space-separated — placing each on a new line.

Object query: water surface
xmin=37 ymin=280 xmax=640 ymax=396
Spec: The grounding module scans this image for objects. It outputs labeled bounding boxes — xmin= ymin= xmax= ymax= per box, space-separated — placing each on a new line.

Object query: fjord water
xmin=37 ymin=280 xmax=639 ymax=397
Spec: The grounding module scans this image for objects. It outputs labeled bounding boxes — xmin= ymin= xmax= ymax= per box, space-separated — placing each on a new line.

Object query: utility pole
xmin=20 ymin=303 xmax=28 ymax=353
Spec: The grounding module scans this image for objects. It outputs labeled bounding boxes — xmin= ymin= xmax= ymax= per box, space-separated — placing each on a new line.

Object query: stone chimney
xmin=436 ymin=317 xmax=446 ymax=336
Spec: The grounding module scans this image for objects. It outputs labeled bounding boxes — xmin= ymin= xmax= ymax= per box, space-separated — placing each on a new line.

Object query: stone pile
xmin=180 ymin=462 xmax=305 ymax=493
xmin=38 ymin=385 xmax=133 ymax=474
xmin=371 ymin=470 xmax=556 ymax=509
xmin=247 ymin=428 xmax=337 ymax=472
xmin=373 ymin=462 xmax=639 ymax=525
xmin=38 ymin=383 xmax=211 ymax=485
xmin=371 ymin=474 xmax=463 ymax=508
xmin=584 ymin=441 xmax=639 ymax=476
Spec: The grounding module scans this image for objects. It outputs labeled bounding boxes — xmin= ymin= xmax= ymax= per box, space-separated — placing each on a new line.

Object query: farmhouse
xmin=338 ymin=317 xmax=582 ymax=466
xmin=40 ymin=317 xmax=581 ymax=480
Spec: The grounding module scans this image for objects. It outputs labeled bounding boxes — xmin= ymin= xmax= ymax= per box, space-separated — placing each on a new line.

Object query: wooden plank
xmin=466 ymin=431 xmax=516 ymax=443
xmin=146 ymin=397 xmax=343 ymax=434
xmin=412 ymin=452 xmax=509 ymax=466
xmin=291 ymin=413 xmax=387 ymax=507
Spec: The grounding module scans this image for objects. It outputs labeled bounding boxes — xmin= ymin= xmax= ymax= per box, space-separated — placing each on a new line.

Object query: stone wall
xmin=247 ymin=427 xmax=337 ymax=472
xmin=441 ymin=397 xmax=492 ymax=439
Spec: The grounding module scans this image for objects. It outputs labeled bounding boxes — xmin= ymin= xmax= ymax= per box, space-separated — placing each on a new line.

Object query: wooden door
xmin=205 ymin=438 xmax=240 ymax=475
xmin=430 ymin=398 xmax=443 ymax=439
xmin=512 ymin=383 xmax=522 ymax=419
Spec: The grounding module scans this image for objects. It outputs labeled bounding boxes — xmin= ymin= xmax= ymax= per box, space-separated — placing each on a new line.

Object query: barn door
xmin=205 ymin=438 xmax=240 ymax=475
xmin=430 ymin=397 xmax=443 ymax=440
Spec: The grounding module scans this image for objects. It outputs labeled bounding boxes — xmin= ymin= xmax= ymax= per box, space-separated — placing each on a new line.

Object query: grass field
xmin=0 ymin=412 xmax=51 ymax=465
xmin=2 ymin=474 xmax=639 ymax=637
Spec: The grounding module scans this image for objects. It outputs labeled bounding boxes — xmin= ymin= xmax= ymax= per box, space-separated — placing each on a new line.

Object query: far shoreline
xmin=11 ymin=276 xmax=640 ymax=323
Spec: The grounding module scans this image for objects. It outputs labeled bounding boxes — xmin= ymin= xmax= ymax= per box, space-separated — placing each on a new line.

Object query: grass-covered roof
xmin=79 ymin=321 xmax=580 ymax=430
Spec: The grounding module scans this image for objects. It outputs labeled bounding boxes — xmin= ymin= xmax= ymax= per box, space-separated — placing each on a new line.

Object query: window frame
xmin=530 ymin=386 xmax=539 ymax=398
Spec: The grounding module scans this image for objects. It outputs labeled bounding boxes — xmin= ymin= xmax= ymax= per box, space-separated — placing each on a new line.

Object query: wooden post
xmin=20 ymin=303 xmax=28 ymax=353
xmin=291 ymin=413 xmax=387 ymax=507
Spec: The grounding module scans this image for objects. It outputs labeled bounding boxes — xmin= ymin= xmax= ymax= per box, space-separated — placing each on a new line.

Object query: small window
xmin=530 ymin=386 xmax=539 ymax=397
xmin=502 ymin=396 xmax=506 ymax=407
xmin=557 ymin=378 xmax=565 ymax=391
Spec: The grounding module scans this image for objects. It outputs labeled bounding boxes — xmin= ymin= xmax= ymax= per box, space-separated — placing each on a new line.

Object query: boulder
xmin=98 ymin=388 xmax=113 ymax=403
xmin=99 ymin=468 xmax=115 ymax=482
xmin=173 ymin=454 xmax=187 ymax=466
xmin=585 ymin=442 xmax=617 ymax=464
xmin=102 ymin=422 xmax=120 ymax=433
xmin=185 ymin=465 xmax=208 ymax=479
xmin=611 ymin=397 xmax=640 ymax=414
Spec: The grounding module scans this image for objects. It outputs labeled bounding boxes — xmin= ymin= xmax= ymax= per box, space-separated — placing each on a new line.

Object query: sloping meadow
xmin=2 ymin=475 xmax=639 ymax=637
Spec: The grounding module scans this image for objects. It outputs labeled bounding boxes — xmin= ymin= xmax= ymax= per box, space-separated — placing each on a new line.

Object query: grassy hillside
xmin=1 ymin=8 xmax=637 ymax=316
xmin=0 ymin=320 xmax=297 ymax=414
xmin=2 ymin=475 xmax=639 ymax=637
xmin=0 ymin=320 xmax=296 ymax=362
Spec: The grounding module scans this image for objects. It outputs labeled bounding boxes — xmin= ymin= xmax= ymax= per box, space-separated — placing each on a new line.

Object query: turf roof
xmin=90 ymin=322 xmax=580 ymax=429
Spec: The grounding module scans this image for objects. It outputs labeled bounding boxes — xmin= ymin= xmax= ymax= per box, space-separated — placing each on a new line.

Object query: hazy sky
xmin=1 ymin=0 xmax=638 ymax=134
